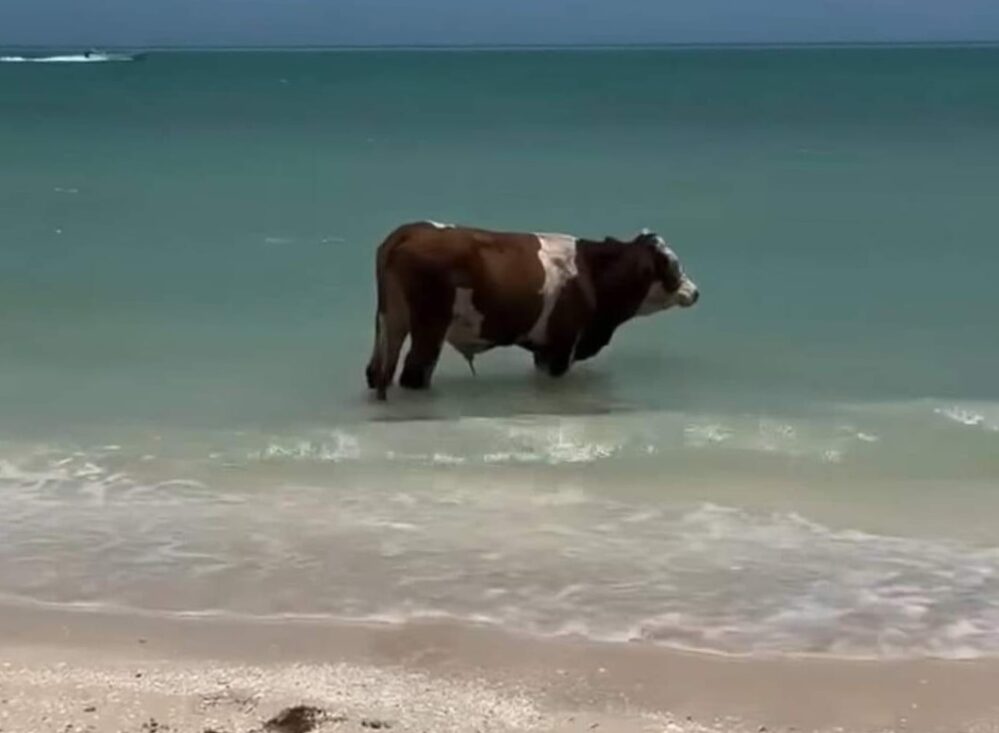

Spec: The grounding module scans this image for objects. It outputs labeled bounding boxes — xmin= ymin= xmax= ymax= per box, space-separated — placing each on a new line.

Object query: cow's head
xmin=633 ymin=229 xmax=699 ymax=315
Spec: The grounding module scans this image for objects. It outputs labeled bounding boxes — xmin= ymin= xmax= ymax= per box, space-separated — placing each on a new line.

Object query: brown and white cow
xmin=365 ymin=220 xmax=699 ymax=399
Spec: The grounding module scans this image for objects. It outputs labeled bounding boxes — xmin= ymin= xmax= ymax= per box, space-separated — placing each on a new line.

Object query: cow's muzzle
xmin=677 ymin=278 xmax=700 ymax=307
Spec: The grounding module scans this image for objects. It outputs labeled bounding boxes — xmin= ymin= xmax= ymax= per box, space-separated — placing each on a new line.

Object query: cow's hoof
xmin=547 ymin=364 xmax=571 ymax=378
xmin=399 ymin=366 xmax=431 ymax=390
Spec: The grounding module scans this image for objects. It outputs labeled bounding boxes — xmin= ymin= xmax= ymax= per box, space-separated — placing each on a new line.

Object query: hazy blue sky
xmin=2 ymin=0 xmax=998 ymax=47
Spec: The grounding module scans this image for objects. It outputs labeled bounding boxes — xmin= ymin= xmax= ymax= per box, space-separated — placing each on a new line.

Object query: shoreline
xmin=3 ymin=603 xmax=999 ymax=732
xmin=3 ymin=594 xmax=996 ymax=665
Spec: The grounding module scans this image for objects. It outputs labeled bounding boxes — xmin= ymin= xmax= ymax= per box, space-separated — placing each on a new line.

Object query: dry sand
xmin=2 ymin=602 xmax=999 ymax=733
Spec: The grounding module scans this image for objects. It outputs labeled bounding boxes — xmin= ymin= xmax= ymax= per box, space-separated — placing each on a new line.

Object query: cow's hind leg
xmin=399 ymin=288 xmax=453 ymax=390
xmin=399 ymin=283 xmax=454 ymax=389
xmin=373 ymin=271 xmax=411 ymax=400
xmin=374 ymin=311 xmax=409 ymax=400
xmin=399 ymin=321 xmax=448 ymax=390
xmin=366 ymin=314 xmax=381 ymax=389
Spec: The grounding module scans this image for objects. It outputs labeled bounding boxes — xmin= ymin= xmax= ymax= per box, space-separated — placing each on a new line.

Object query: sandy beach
xmin=3 ymin=603 xmax=999 ymax=733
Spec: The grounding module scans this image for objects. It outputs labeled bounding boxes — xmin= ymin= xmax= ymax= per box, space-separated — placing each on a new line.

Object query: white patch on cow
xmin=446 ymin=287 xmax=491 ymax=357
xmin=526 ymin=233 xmax=579 ymax=346
xmin=426 ymin=220 xmax=453 ymax=229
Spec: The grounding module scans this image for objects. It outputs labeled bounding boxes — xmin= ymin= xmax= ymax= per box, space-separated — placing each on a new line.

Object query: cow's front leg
xmin=532 ymin=349 xmax=550 ymax=372
xmin=534 ymin=327 xmax=580 ymax=379
xmin=539 ymin=281 xmax=588 ymax=378
xmin=574 ymin=319 xmax=615 ymax=362
xmin=528 ymin=342 xmax=569 ymax=376
xmin=545 ymin=346 xmax=575 ymax=378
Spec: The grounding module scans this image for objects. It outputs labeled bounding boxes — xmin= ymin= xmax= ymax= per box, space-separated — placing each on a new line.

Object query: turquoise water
xmin=2 ymin=47 xmax=998 ymax=657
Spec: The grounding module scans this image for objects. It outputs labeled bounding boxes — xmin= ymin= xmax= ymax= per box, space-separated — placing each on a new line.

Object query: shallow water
xmin=1 ymin=46 xmax=998 ymax=658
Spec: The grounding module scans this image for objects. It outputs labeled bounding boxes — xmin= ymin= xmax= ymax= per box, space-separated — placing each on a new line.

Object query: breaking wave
xmin=3 ymin=417 xmax=999 ymax=660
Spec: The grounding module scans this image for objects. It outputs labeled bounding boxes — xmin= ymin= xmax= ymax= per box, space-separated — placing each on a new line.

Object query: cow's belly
xmin=445 ymin=288 xmax=494 ymax=357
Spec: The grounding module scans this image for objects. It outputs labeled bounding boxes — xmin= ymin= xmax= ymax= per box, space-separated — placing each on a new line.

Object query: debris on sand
xmin=263 ymin=705 xmax=330 ymax=733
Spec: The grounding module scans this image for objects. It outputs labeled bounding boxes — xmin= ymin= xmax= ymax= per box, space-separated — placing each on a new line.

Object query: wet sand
xmin=2 ymin=602 xmax=999 ymax=733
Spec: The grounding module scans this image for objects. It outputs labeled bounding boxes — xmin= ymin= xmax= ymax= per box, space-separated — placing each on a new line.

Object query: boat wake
xmin=1 ymin=52 xmax=141 ymax=63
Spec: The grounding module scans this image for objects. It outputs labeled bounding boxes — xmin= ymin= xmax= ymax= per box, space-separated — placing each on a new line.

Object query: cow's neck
xmin=570 ymin=239 xmax=653 ymax=362
xmin=576 ymin=239 xmax=652 ymax=322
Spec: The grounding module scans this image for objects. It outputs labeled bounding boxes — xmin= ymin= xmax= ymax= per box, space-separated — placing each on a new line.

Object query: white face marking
xmin=526 ymin=233 xmax=578 ymax=345
xmin=637 ymin=281 xmax=671 ymax=315
xmin=637 ymin=276 xmax=699 ymax=316
xmin=446 ymin=287 xmax=491 ymax=357
xmin=426 ymin=220 xmax=453 ymax=230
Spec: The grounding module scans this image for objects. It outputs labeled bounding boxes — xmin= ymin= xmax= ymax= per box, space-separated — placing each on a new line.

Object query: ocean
xmin=1 ymin=46 xmax=998 ymax=659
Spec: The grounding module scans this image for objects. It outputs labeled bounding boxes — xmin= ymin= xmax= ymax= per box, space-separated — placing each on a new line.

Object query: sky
xmin=2 ymin=0 xmax=998 ymax=47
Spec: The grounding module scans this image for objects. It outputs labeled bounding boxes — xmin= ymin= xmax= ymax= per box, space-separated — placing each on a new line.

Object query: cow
xmin=365 ymin=220 xmax=699 ymax=400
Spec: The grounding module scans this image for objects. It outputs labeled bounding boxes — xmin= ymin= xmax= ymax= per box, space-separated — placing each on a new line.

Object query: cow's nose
xmin=689 ymin=288 xmax=700 ymax=304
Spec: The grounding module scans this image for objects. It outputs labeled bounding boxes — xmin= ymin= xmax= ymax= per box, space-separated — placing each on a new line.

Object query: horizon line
xmin=3 ymin=39 xmax=999 ymax=52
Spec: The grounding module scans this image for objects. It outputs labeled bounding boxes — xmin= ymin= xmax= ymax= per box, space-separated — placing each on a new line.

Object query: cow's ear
xmin=637 ymin=228 xmax=663 ymax=247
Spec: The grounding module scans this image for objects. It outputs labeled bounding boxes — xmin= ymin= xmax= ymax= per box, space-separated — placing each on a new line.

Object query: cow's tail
xmin=366 ymin=226 xmax=413 ymax=400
